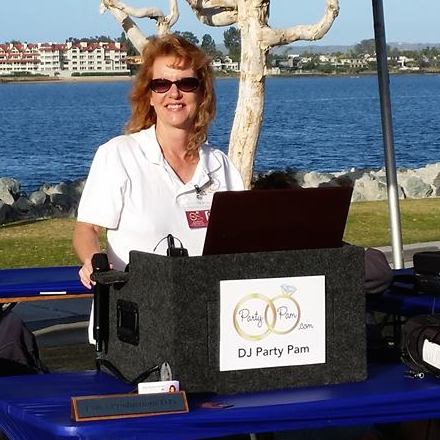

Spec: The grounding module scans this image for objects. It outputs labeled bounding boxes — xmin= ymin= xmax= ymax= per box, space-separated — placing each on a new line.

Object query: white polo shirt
xmin=77 ymin=125 xmax=244 ymax=269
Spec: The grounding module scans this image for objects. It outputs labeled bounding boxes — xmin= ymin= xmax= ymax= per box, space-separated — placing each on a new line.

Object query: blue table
xmin=0 ymin=363 xmax=440 ymax=439
xmin=0 ymin=266 xmax=92 ymax=303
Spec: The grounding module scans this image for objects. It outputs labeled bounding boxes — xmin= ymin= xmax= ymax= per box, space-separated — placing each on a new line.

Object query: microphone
xmin=166 ymin=234 xmax=175 ymax=255
xmin=166 ymin=234 xmax=189 ymax=257
xmin=91 ymin=253 xmax=110 ymax=354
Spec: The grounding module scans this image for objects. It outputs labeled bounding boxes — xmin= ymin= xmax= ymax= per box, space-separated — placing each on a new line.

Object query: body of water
xmin=1 ymin=74 xmax=440 ymax=192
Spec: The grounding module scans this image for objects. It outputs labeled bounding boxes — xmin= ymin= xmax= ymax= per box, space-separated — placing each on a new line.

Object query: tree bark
xmin=228 ymin=0 xmax=269 ymax=188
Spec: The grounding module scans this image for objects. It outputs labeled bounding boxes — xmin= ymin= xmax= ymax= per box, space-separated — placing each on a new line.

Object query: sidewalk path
xmin=13 ymin=298 xmax=91 ymax=347
xmin=375 ymin=241 xmax=440 ymax=268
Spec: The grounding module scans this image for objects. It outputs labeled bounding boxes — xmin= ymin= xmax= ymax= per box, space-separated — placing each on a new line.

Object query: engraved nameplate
xmin=71 ymin=392 xmax=188 ymax=422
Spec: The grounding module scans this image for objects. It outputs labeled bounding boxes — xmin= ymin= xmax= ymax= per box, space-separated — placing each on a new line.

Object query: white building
xmin=0 ymin=43 xmax=39 ymax=74
xmin=64 ymin=41 xmax=128 ymax=74
xmin=211 ymin=56 xmax=240 ymax=72
xmin=0 ymin=41 xmax=129 ymax=76
xmin=397 ymin=55 xmax=420 ymax=71
xmin=38 ymin=43 xmax=64 ymax=73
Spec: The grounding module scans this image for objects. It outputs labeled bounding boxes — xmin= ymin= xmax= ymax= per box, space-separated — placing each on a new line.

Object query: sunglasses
xmin=149 ymin=77 xmax=200 ymax=93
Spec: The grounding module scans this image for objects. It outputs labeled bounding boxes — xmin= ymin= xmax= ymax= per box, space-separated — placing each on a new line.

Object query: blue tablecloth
xmin=0 ymin=266 xmax=89 ymax=298
xmin=1 ymin=363 xmax=440 ymax=439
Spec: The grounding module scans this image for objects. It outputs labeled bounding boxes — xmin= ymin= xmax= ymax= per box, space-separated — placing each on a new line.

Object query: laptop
xmin=202 ymin=186 xmax=353 ymax=256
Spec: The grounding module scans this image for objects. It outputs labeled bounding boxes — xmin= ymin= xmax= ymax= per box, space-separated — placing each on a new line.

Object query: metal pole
xmin=372 ymin=0 xmax=404 ymax=268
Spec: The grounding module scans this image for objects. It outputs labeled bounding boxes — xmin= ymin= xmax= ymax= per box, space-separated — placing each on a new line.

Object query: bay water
xmin=1 ymin=74 xmax=439 ymax=192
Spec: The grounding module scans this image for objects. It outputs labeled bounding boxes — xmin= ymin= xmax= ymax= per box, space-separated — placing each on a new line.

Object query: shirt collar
xmin=135 ymin=125 xmax=223 ymax=182
xmin=136 ymin=125 xmax=163 ymax=165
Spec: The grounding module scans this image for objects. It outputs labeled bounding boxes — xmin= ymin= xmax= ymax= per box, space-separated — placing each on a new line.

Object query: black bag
xmin=401 ymin=314 xmax=440 ymax=378
xmin=414 ymin=251 xmax=440 ymax=294
xmin=0 ymin=305 xmax=47 ymax=376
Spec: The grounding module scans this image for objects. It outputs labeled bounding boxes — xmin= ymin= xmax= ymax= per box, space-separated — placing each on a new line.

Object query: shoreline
xmin=1 ymin=161 xmax=439 ymax=225
xmin=0 ymin=75 xmax=134 ymax=85
xmin=1 ymin=69 xmax=439 ymax=85
xmin=5 ymin=161 xmax=440 ymax=194
xmin=5 ymin=165 xmax=439 ymax=194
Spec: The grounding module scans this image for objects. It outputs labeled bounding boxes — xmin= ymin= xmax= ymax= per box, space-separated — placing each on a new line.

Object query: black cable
xmin=153 ymin=235 xmax=168 ymax=252
xmin=96 ymin=358 xmax=160 ymax=385
xmin=153 ymin=234 xmax=186 ymax=252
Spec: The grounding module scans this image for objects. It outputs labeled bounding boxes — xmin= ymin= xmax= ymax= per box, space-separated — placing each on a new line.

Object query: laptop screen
xmin=202 ymin=186 xmax=353 ymax=256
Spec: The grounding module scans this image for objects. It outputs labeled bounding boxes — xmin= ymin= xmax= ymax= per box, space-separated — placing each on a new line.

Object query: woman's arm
xmin=73 ymin=221 xmax=103 ymax=289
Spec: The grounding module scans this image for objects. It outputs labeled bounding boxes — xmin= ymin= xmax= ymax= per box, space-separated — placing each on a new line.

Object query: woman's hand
xmin=79 ymin=258 xmax=95 ymax=289
xmin=73 ymin=221 xmax=104 ymax=289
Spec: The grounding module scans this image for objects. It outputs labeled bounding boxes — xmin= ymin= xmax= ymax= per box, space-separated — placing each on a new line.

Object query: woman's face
xmin=149 ymin=55 xmax=201 ymax=132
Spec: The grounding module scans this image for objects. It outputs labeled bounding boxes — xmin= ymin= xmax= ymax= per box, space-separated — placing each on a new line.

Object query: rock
xmin=65 ymin=179 xmax=86 ymax=203
xmin=375 ymin=175 xmax=405 ymax=199
xmin=401 ymin=176 xmax=433 ymax=198
xmin=0 ymin=201 xmax=13 ymax=224
xmin=39 ymin=183 xmax=53 ymax=195
xmin=13 ymin=196 xmax=34 ymax=213
xmin=415 ymin=163 xmax=440 ymax=184
xmin=353 ymin=175 xmax=388 ymax=201
xmin=302 ymin=171 xmax=334 ymax=187
xmin=50 ymin=193 xmax=73 ymax=211
xmin=29 ymin=190 xmax=48 ymax=206
xmin=52 ymin=182 xmax=70 ymax=193
xmin=0 ymin=177 xmax=20 ymax=205
xmin=433 ymin=172 xmax=440 ymax=196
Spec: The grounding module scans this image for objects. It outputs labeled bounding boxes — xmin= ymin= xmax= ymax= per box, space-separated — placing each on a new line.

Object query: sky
xmin=2 ymin=0 xmax=439 ymax=46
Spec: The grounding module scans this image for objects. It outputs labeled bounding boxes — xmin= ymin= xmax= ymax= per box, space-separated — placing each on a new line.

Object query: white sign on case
xmin=219 ymin=276 xmax=326 ymax=372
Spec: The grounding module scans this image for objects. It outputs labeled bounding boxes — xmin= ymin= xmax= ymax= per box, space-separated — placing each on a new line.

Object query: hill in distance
xmin=217 ymin=42 xmax=440 ymax=55
xmin=270 ymin=42 xmax=440 ymax=55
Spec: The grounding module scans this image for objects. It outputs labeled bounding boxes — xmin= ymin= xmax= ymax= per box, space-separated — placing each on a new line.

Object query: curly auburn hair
xmin=125 ymin=34 xmax=216 ymax=155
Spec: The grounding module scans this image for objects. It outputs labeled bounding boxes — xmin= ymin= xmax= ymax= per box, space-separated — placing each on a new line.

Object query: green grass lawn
xmin=1 ymin=198 xmax=439 ymax=268
xmin=0 ymin=218 xmax=78 ymax=268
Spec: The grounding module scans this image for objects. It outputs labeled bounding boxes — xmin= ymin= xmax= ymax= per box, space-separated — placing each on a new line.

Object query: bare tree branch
xmin=100 ymin=2 xmax=148 ymax=52
xmin=100 ymin=0 xmax=179 ymax=38
xmin=260 ymin=0 xmax=339 ymax=48
xmin=101 ymin=0 xmax=164 ymax=18
xmin=165 ymin=0 xmax=179 ymax=28
xmin=198 ymin=0 xmax=237 ymax=7
xmin=185 ymin=0 xmax=238 ymax=26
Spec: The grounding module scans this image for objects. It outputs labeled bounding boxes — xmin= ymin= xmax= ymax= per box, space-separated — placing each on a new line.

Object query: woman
xmin=73 ymin=34 xmax=243 ymax=290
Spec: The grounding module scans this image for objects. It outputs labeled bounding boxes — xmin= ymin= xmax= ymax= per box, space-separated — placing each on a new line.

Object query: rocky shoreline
xmin=1 ymin=163 xmax=440 ymax=225
xmin=0 ymin=178 xmax=85 ymax=225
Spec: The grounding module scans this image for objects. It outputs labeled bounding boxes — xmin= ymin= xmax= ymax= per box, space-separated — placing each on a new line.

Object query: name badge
xmin=185 ymin=209 xmax=210 ymax=229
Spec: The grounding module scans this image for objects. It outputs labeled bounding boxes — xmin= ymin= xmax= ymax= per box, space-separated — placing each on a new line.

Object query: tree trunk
xmin=229 ymin=49 xmax=266 ymax=189
xmin=228 ymin=0 xmax=269 ymax=188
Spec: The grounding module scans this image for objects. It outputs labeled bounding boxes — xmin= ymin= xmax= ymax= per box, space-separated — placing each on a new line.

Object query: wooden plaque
xmin=71 ymin=391 xmax=188 ymax=422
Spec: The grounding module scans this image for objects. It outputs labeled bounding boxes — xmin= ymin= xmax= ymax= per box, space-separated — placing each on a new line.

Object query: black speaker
xmin=102 ymin=245 xmax=366 ymax=394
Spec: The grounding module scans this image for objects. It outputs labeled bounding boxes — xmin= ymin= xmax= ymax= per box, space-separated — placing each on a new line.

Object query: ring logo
xmin=233 ymin=284 xmax=301 ymax=341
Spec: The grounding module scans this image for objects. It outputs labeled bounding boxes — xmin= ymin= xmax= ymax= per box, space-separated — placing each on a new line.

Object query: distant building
xmin=211 ymin=56 xmax=240 ymax=72
xmin=337 ymin=57 xmax=369 ymax=69
xmin=397 ymin=55 xmax=420 ymax=71
xmin=0 ymin=41 xmax=129 ymax=76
